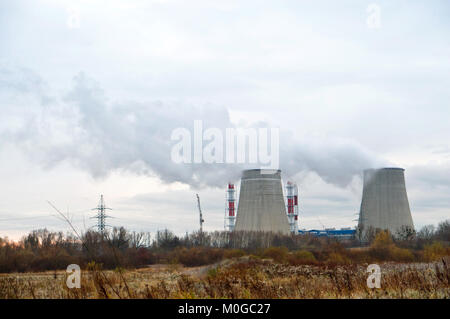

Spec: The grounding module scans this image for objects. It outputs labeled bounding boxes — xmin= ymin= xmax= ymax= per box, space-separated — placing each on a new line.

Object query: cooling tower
xmin=358 ymin=168 xmax=414 ymax=237
xmin=234 ymin=169 xmax=290 ymax=234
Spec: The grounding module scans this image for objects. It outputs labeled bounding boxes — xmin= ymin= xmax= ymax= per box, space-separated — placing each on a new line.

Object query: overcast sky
xmin=1 ymin=0 xmax=449 ymax=240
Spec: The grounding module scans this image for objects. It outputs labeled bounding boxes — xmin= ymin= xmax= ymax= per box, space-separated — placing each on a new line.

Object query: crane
xmin=317 ymin=217 xmax=326 ymax=230
xmin=196 ymin=194 xmax=204 ymax=234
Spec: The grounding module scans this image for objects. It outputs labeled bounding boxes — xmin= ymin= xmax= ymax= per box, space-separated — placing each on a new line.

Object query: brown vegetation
xmin=0 ymin=221 xmax=449 ymax=299
xmin=0 ymin=220 xmax=449 ymax=273
xmin=0 ymin=257 xmax=448 ymax=299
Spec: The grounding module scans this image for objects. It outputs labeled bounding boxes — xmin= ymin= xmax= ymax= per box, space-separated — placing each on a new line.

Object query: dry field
xmin=0 ymin=257 xmax=449 ymax=299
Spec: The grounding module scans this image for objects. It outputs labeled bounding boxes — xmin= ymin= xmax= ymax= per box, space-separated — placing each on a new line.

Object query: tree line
xmin=0 ymin=220 xmax=448 ymax=273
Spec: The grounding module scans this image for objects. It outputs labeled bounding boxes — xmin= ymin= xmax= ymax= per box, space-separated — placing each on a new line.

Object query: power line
xmin=0 ymin=208 xmax=92 ymax=222
xmin=0 ymin=215 xmax=54 ymax=222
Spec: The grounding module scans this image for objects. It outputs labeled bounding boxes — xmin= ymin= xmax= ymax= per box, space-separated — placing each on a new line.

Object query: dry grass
xmin=0 ymin=257 xmax=448 ymax=299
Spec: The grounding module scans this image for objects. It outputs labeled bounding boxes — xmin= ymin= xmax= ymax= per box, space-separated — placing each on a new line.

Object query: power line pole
xmin=92 ymin=194 xmax=112 ymax=233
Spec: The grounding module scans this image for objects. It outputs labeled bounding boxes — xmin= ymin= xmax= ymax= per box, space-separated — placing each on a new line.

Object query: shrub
xmin=136 ymin=247 xmax=156 ymax=265
xmin=346 ymin=249 xmax=372 ymax=264
xmin=390 ymin=246 xmax=415 ymax=262
xmin=261 ymin=246 xmax=288 ymax=263
xmin=423 ymin=242 xmax=448 ymax=262
xmin=288 ymin=250 xmax=316 ymax=265
xmin=223 ymin=249 xmax=245 ymax=259
xmin=371 ymin=230 xmax=394 ymax=249
xmin=13 ymin=249 xmax=36 ymax=272
xmin=367 ymin=230 xmax=415 ymax=262
xmin=327 ymin=252 xmax=351 ymax=265
xmin=171 ymin=247 xmax=224 ymax=267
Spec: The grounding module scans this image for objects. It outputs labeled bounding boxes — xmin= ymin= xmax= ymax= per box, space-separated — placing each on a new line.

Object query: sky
xmin=0 ymin=0 xmax=449 ymax=240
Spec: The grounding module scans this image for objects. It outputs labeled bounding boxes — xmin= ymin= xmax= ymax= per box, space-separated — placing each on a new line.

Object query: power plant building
xmin=234 ymin=169 xmax=290 ymax=235
xmin=358 ymin=168 xmax=414 ymax=237
xmin=226 ymin=167 xmax=415 ymax=239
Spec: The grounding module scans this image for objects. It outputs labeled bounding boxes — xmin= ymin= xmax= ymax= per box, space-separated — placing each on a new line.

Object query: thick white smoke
xmin=0 ymin=67 xmax=385 ymax=188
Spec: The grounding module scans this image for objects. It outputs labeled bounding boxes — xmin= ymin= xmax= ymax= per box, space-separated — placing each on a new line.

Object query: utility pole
xmin=196 ymin=194 xmax=204 ymax=234
xmin=92 ymin=194 xmax=112 ymax=233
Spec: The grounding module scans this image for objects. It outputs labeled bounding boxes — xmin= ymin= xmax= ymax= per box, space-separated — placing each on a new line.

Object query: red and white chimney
xmin=286 ymin=181 xmax=299 ymax=233
xmin=225 ymin=183 xmax=236 ymax=231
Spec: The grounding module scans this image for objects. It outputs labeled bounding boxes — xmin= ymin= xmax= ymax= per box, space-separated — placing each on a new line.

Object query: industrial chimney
xmin=225 ymin=183 xmax=236 ymax=231
xmin=234 ymin=169 xmax=290 ymax=234
xmin=286 ymin=181 xmax=299 ymax=233
xmin=358 ymin=168 xmax=414 ymax=238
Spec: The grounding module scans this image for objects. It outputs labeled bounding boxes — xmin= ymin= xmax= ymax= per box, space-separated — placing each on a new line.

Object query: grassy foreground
xmin=1 ymin=257 xmax=449 ymax=299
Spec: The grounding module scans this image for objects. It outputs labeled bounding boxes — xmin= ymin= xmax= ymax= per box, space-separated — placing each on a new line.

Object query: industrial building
xmin=232 ymin=169 xmax=291 ymax=235
xmin=224 ymin=167 xmax=414 ymax=240
xmin=358 ymin=167 xmax=414 ymax=237
xmin=298 ymin=228 xmax=356 ymax=239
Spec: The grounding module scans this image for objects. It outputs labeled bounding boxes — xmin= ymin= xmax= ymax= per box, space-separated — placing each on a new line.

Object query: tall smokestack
xmin=358 ymin=168 xmax=414 ymax=237
xmin=225 ymin=183 xmax=236 ymax=231
xmin=234 ymin=169 xmax=290 ymax=234
xmin=286 ymin=181 xmax=299 ymax=233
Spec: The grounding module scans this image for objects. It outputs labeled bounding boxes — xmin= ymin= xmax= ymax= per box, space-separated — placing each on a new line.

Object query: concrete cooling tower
xmin=358 ymin=168 xmax=414 ymax=237
xmin=234 ymin=169 xmax=290 ymax=234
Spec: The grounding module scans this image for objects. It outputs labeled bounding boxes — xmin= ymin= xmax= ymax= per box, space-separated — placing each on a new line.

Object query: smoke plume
xmin=0 ymin=67 xmax=385 ymax=188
